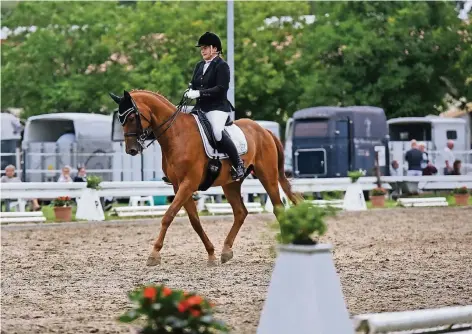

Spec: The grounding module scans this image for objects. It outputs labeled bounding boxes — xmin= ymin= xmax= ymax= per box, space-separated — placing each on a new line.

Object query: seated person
xmin=450 ymin=160 xmax=462 ymax=175
xmin=1 ymin=165 xmax=41 ymax=211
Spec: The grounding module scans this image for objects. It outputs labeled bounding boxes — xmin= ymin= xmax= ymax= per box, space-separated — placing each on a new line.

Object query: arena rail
xmin=353 ymin=305 xmax=472 ymax=334
xmin=1 ymin=175 xmax=472 ymax=221
xmin=2 ymin=176 xmax=471 ymax=201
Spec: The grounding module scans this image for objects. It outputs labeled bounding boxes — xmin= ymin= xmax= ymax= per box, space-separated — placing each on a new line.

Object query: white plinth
xmin=343 ymin=182 xmax=367 ymax=211
xmin=257 ymin=243 xmax=354 ymax=334
xmin=75 ymin=188 xmax=105 ymax=221
xmin=264 ymin=186 xmax=290 ymax=212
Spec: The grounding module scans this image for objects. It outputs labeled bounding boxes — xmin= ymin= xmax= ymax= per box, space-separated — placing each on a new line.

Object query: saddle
xmin=190 ymin=109 xmax=249 ymax=191
xmin=191 ymin=109 xmax=232 ymax=152
xmin=190 ymin=109 xmax=248 ymax=159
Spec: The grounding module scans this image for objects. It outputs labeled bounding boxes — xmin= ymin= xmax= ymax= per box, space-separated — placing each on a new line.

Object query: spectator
xmin=57 ymin=165 xmax=73 ymax=182
xmin=418 ymin=142 xmax=437 ymax=175
xmin=450 ymin=160 xmax=462 ymax=175
xmin=1 ymin=165 xmax=41 ymax=211
xmin=73 ymin=166 xmax=87 ymax=182
xmin=390 ymin=160 xmax=401 ymax=176
xmin=441 ymin=140 xmax=455 ymax=175
xmin=404 ymin=140 xmax=423 ymax=176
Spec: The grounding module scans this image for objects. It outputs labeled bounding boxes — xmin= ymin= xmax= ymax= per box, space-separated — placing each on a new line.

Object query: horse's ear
xmin=109 ymin=92 xmax=122 ymax=104
xmin=123 ymin=90 xmax=131 ymax=100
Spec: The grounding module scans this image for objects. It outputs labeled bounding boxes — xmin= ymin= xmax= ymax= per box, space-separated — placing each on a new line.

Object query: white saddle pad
xmin=192 ymin=114 xmax=248 ymax=159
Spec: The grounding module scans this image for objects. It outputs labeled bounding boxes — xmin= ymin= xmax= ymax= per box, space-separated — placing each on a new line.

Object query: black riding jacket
xmin=190 ymin=56 xmax=232 ymax=113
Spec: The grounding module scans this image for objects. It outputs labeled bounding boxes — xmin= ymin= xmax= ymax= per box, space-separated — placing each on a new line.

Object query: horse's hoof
xmin=207 ymin=255 xmax=218 ymax=267
xmin=207 ymin=259 xmax=218 ymax=267
xmin=221 ymin=250 xmax=234 ymax=264
xmin=146 ymin=252 xmax=161 ymax=266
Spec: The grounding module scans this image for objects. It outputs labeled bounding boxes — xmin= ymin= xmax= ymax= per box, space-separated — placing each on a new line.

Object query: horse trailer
xmin=21 ymin=113 xmax=115 ymax=182
xmin=0 ymin=112 xmax=23 ymax=175
xmin=388 ymin=116 xmax=471 ymax=175
xmin=290 ymin=106 xmax=389 ymax=178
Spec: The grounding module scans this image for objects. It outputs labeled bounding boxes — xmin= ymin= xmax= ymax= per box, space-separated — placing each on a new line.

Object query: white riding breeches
xmin=205 ymin=110 xmax=229 ymax=142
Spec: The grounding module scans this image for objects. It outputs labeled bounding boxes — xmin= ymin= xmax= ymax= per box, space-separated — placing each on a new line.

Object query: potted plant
xmin=347 ymin=169 xmax=366 ymax=183
xmin=86 ymin=175 xmax=102 ymax=190
xmin=453 ymin=186 xmax=470 ymax=206
xmin=370 ymin=187 xmax=387 ymax=208
xmin=258 ymin=203 xmax=354 ymax=334
xmin=51 ymin=196 xmax=74 ymax=222
xmin=118 ymin=284 xmax=228 ymax=334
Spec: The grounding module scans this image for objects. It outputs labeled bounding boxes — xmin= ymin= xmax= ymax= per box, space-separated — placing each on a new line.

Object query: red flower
xmin=143 ymin=287 xmax=157 ymax=300
xmin=186 ymin=295 xmax=203 ymax=306
xmin=162 ymin=287 xmax=172 ymax=297
xmin=190 ymin=309 xmax=201 ymax=317
xmin=178 ymin=301 xmax=188 ymax=313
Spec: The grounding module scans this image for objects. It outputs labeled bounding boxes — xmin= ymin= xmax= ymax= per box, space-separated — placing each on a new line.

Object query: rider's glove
xmin=184 ymin=89 xmax=200 ymax=99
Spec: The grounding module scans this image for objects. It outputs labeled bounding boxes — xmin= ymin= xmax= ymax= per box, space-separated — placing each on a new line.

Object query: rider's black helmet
xmin=195 ymin=32 xmax=223 ymax=52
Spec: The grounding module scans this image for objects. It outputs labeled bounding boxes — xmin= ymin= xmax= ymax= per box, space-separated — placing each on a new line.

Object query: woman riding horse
xmin=184 ymin=31 xmax=245 ymax=181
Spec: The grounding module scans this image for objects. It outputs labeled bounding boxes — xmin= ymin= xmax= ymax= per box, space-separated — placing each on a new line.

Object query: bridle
xmin=118 ymin=92 xmax=190 ymax=149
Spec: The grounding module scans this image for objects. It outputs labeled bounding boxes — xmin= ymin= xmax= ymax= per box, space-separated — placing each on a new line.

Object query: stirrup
xmin=230 ymin=163 xmax=245 ymax=181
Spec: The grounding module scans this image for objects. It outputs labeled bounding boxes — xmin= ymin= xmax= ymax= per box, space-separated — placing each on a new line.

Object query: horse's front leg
xmin=146 ymin=182 xmax=195 ymax=266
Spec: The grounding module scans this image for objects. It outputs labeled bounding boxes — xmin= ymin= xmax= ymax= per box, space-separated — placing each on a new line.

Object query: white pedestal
xmin=75 ymin=188 xmax=105 ymax=221
xmin=343 ymin=182 xmax=367 ymax=211
xmin=264 ymin=186 xmax=290 ymax=212
xmin=257 ymin=243 xmax=354 ymax=334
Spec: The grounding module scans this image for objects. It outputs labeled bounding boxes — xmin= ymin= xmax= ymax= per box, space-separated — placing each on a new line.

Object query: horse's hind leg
xmin=254 ymin=164 xmax=284 ymax=215
xmin=221 ymin=181 xmax=248 ymax=264
xmin=183 ymin=197 xmax=217 ymax=266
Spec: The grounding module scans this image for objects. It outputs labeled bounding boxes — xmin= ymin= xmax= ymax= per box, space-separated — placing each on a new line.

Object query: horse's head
xmin=109 ymin=90 xmax=154 ymax=156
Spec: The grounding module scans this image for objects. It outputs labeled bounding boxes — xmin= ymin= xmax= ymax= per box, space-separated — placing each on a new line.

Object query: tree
xmin=296 ymin=1 xmax=471 ymax=118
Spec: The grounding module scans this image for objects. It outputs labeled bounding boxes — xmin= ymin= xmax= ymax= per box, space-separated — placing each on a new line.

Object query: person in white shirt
xmin=57 ymin=165 xmax=73 ymax=182
xmin=442 ymin=140 xmax=455 ymax=175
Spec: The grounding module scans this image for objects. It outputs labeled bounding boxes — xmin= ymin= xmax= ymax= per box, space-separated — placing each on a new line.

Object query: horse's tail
xmin=267 ymin=130 xmax=303 ymax=205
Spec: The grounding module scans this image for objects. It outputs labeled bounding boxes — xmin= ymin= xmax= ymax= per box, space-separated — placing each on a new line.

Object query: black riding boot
xmin=218 ymin=131 xmax=245 ymax=181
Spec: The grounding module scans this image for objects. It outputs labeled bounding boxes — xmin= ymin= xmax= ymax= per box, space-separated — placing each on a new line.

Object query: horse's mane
xmin=130 ymin=89 xmax=176 ymax=109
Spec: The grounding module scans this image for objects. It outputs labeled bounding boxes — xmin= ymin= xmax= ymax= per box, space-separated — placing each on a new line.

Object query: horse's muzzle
xmin=128 ymin=148 xmax=139 ymax=156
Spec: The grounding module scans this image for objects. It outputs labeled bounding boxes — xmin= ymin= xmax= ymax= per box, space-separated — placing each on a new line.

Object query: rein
xmin=120 ymin=91 xmax=191 ymax=149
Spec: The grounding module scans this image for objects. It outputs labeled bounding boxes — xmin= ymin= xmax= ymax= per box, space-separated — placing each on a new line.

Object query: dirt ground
xmin=2 ymin=207 xmax=472 ymax=334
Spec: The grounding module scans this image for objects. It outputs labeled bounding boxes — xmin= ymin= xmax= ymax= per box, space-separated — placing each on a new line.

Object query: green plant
xmin=347 ymin=169 xmax=366 ymax=183
xmin=50 ymin=196 xmax=74 ymax=207
xmin=86 ymin=175 xmax=102 ymax=190
xmin=453 ymin=186 xmax=469 ymax=195
xmin=371 ymin=187 xmax=387 ymax=196
xmin=273 ymin=202 xmax=336 ymax=245
xmin=118 ymin=284 xmax=229 ymax=334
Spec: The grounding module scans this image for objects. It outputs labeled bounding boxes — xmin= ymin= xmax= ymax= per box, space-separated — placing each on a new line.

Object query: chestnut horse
xmin=109 ymin=89 xmax=301 ymax=266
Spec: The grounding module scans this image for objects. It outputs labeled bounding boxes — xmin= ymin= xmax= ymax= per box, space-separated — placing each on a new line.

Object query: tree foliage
xmin=1 ymin=1 xmax=470 ymax=122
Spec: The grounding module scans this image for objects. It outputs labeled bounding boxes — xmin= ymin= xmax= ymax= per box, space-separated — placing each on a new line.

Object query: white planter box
xmin=343 ymin=182 xmax=367 ymax=211
xmin=257 ymin=243 xmax=354 ymax=334
xmin=75 ymin=188 xmax=105 ymax=221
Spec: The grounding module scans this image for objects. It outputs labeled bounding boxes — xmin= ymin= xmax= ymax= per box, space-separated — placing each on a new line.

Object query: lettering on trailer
xmin=364 ymin=118 xmax=372 ymax=138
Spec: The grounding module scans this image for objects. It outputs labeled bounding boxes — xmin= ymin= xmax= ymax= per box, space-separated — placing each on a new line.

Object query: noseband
xmin=118 ymin=94 xmax=188 ymax=149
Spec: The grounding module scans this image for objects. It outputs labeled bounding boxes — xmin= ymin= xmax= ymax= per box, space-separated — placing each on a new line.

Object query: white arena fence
xmin=1 ymin=176 xmax=471 ymax=223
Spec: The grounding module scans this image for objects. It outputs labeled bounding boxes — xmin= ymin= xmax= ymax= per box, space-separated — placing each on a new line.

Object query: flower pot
xmin=454 ymin=194 xmax=469 ymax=206
xmin=371 ymin=194 xmax=385 ymax=208
xmin=257 ymin=243 xmax=353 ymax=334
xmin=54 ymin=206 xmax=72 ymax=222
